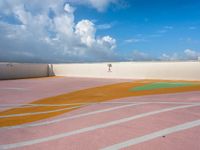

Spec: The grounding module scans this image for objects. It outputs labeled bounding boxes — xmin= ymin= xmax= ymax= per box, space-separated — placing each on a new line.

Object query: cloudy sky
xmin=0 ymin=0 xmax=200 ymax=63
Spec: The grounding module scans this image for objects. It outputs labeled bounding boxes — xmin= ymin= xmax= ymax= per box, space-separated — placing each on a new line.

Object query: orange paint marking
xmin=0 ymin=80 xmax=200 ymax=127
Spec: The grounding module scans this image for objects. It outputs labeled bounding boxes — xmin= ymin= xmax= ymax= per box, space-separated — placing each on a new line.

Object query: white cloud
xmin=184 ymin=49 xmax=200 ymax=60
xmin=67 ymin=0 xmax=119 ymax=12
xmin=160 ymin=53 xmax=179 ymax=61
xmin=98 ymin=36 xmax=116 ymax=50
xmin=160 ymin=49 xmax=200 ymax=61
xmin=0 ymin=1 xmax=117 ymax=62
xmin=185 ymin=37 xmax=200 ymax=44
xmin=88 ymin=0 xmax=118 ymax=12
xmin=160 ymin=53 xmax=170 ymax=61
xmin=14 ymin=5 xmax=29 ymax=25
xmin=96 ymin=23 xmax=112 ymax=30
xmin=74 ymin=20 xmax=116 ymax=53
xmin=54 ymin=14 xmax=74 ymax=36
xmin=156 ymin=26 xmax=173 ymax=34
xmin=64 ymin=3 xmax=75 ymax=13
xmin=128 ymin=50 xmax=151 ymax=61
xmin=75 ymin=20 xmax=96 ymax=47
xmin=125 ymin=38 xmax=146 ymax=43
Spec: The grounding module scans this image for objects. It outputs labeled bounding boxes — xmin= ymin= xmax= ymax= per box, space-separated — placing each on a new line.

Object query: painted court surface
xmin=0 ymin=77 xmax=200 ymax=150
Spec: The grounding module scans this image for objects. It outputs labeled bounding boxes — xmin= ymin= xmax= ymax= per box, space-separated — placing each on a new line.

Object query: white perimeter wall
xmin=0 ymin=63 xmax=51 ymax=80
xmin=53 ymin=62 xmax=200 ymax=80
xmin=1 ymin=62 xmax=200 ymax=80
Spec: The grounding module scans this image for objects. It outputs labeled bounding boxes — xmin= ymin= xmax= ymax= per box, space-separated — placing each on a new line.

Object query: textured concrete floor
xmin=0 ymin=77 xmax=199 ymax=150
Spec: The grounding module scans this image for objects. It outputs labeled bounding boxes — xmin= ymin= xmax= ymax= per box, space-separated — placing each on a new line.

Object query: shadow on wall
xmin=48 ymin=64 xmax=55 ymax=76
xmin=0 ymin=63 xmax=55 ymax=80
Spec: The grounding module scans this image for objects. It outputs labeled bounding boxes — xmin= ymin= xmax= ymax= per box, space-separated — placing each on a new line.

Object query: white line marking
xmin=0 ymin=101 xmax=199 ymax=118
xmin=2 ymin=102 xmax=200 ymax=129
xmin=0 ymin=103 xmax=86 ymax=107
xmin=0 ymin=88 xmax=28 ymax=91
xmin=1 ymin=103 xmax=146 ymax=130
xmin=0 ymin=104 xmax=198 ymax=149
xmin=0 ymin=101 xmax=199 ymax=108
xmin=102 ymin=119 xmax=200 ymax=150
xmin=101 ymin=101 xmax=200 ymax=105
xmin=0 ymin=105 xmax=83 ymax=118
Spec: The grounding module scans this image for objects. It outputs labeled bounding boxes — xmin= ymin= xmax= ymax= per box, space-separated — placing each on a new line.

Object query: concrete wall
xmin=53 ymin=62 xmax=200 ymax=80
xmin=0 ymin=63 xmax=53 ymax=80
xmin=1 ymin=62 xmax=200 ymax=80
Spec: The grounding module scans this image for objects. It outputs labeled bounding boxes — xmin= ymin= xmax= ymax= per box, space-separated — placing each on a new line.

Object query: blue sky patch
xmin=0 ymin=0 xmax=200 ymax=63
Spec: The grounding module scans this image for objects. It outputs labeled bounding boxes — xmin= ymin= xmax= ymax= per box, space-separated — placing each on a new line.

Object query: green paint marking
xmin=130 ymin=82 xmax=197 ymax=92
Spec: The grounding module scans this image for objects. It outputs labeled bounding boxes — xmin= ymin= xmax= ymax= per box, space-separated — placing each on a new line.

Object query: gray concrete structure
xmin=0 ymin=63 xmax=51 ymax=80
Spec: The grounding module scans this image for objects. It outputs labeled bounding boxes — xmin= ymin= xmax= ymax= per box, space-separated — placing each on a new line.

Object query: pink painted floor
xmin=0 ymin=77 xmax=200 ymax=150
xmin=0 ymin=77 xmax=131 ymax=106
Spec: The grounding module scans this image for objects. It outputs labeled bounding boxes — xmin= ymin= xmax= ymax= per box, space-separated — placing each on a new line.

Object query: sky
xmin=0 ymin=0 xmax=200 ymax=63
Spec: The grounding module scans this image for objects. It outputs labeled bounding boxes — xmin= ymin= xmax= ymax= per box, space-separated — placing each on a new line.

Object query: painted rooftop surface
xmin=130 ymin=82 xmax=199 ymax=91
xmin=0 ymin=77 xmax=200 ymax=150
